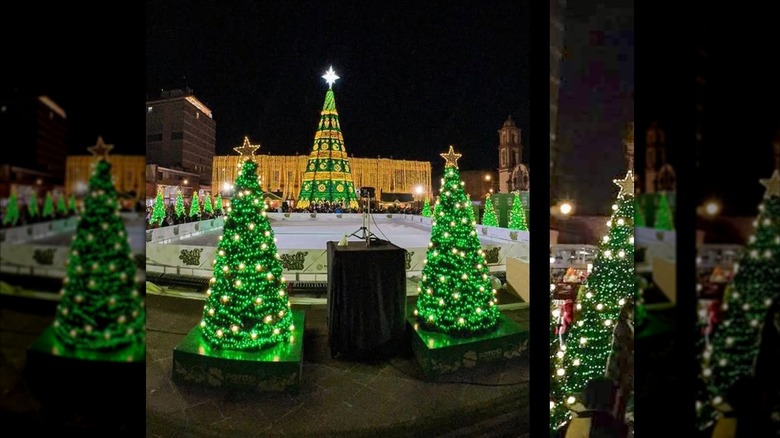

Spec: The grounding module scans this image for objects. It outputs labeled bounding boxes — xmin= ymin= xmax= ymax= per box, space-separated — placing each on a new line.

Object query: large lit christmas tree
xmin=508 ymin=192 xmax=528 ymax=231
xmin=296 ymin=66 xmax=359 ymax=210
xmin=482 ymin=194 xmax=498 ymax=226
xmin=696 ymin=169 xmax=780 ymax=430
xmin=174 ymin=190 xmax=185 ymax=219
xmin=199 ymin=140 xmax=294 ymax=350
xmin=414 ymin=146 xmax=500 ymax=337
xmin=43 ymin=191 xmax=55 ymax=219
xmin=3 ymin=190 xmax=20 ymax=226
xmin=550 ymin=170 xmax=635 ymax=431
xmin=422 ymin=198 xmax=432 ymax=217
xmin=655 ymin=192 xmax=674 ymax=231
xmin=189 ymin=192 xmax=201 ymax=218
xmin=150 ymin=190 xmax=166 ymax=226
xmin=53 ymin=140 xmax=145 ymax=350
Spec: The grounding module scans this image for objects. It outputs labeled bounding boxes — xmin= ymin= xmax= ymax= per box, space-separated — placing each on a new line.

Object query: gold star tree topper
xmin=760 ymin=169 xmax=780 ymax=198
xmin=234 ymin=136 xmax=260 ymax=160
xmin=87 ymin=136 xmax=114 ymax=160
xmin=441 ymin=145 xmax=462 ymax=168
xmin=613 ymin=169 xmax=635 ymax=198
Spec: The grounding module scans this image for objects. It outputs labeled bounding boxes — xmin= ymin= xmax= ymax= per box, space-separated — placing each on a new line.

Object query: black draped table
xmin=326 ymin=241 xmax=407 ymax=360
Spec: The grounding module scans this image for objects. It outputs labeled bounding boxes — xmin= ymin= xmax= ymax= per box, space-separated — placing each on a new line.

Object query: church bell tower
xmin=497 ymin=115 xmax=522 ymax=193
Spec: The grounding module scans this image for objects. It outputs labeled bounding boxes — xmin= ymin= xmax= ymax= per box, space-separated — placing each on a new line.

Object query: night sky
xmin=3 ymin=6 xmax=145 ymax=156
xmin=693 ymin=10 xmax=780 ymax=216
xmin=146 ymin=1 xmax=530 ymax=177
xmin=556 ymin=0 xmax=634 ymax=215
xmin=637 ymin=7 xmax=780 ymax=217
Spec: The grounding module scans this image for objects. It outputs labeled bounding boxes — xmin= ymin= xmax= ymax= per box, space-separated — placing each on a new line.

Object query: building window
xmin=195 ymin=112 xmax=200 ymax=119
xmin=171 ymin=132 xmax=184 ymax=140
xmin=147 ymin=134 xmax=163 ymax=142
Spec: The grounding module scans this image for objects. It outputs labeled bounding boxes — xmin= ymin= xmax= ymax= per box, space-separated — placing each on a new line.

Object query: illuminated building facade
xmin=212 ymin=154 xmax=431 ymax=206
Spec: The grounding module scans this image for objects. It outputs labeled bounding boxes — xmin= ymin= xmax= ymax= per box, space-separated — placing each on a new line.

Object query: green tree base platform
xmin=172 ymin=310 xmax=304 ymax=393
xmin=408 ymin=313 xmax=529 ymax=377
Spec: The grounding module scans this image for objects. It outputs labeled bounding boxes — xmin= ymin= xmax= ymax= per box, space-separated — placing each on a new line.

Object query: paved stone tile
xmin=182 ymin=399 xmax=226 ymax=426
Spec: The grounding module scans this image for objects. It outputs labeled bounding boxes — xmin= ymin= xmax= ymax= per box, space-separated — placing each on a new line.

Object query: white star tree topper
xmin=322 ymin=66 xmax=339 ymax=89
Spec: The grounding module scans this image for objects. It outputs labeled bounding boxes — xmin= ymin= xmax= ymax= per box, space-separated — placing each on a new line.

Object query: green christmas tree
xmin=296 ymin=67 xmax=359 ymax=210
xmin=635 ymin=197 xmax=646 ymax=227
xmin=414 ymin=146 xmax=500 ymax=337
xmin=150 ymin=190 xmax=166 ymax=226
xmin=69 ymin=194 xmax=78 ymax=215
xmin=482 ymin=194 xmax=498 ymax=226
xmin=214 ymin=194 xmax=223 ymax=213
xmin=28 ymin=191 xmax=39 ymax=219
xmin=3 ymin=191 xmax=20 ymax=226
xmin=654 ymin=192 xmax=674 ymax=230
xmin=203 ymin=192 xmax=214 ymax=215
xmin=696 ymin=170 xmax=780 ymax=430
xmin=190 ymin=192 xmax=201 ymax=218
xmin=422 ymin=198 xmax=432 ymax=217
xmin=551 ymin=170 xmax=635 ymax=431
xmin=508 ymin=192 xmax=528 ymax=231
xmin=174 ymin=190 xmax=185 ymax=219
xmin=42 ymin=191 xmax=55 ymax=219
xmin=53 ymin=159 xmax=145 ymax=350
xmin=57 ymin=193 xmax=68 ymax=216
xmin=200 ymin=142 xmax=293 ymax=350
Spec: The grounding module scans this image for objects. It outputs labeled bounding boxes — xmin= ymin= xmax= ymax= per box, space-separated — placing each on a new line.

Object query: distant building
xmin=146 ymin=89 xmax=216 ymax=185
xmin=642 ymin=122 xmax=675 ymax=193
xmin=65 ymin=155 xmax=145 ymax=202
xmin=145 ymin=164 xmax=201 ymax=202
xmin=211 ymin=154 xmax=431 ymax=206
xmin=459 ymin=170 xmax=498 ymax=203
xmin=497 ymin=116 xmax=529 ymax=193
xmin=0 ymin=95 xmax=68 ymax=198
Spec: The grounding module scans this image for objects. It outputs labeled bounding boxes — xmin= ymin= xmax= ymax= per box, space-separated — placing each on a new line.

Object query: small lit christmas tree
xmin=174 ymin=190 xmax=185 ymax=219
xmin=482 ymin=194 xmax=498 ymax=226
xmin=28 ymin=191 xmax=39 ymax=219
xmin=508 ymin=192 xmax=528 ymax=231
xmin=551 ymin=170 xmax=635 ymax=431
xmin=635 ymin=197 xmax=646 ymax=227
xmin=214 ymin=194 xmax=223 ymax=214
xmin=53 ymin=139 xmax=145 ymax=350
xmin=189 ymin=192 xmax=201 ymax=218
xmin=69 ymin=194 xmax=78 ymax=215
xmin=200 ymin=140 xmax=294 ymax=350
xmin=3 ymin=191 xmax=20 ymax=226
xmin=422 ymin=198 xmax=432 ymax=217
xmin=414 ymin=146 xmax=500 ymax=337
xmin=655 ymin=192 xmax=674 ymax=231
xmin=203 ymin=193 xmax=214 ymax=215
xmin=57 ymin=193 xmax=68 ymax=216
xmin=697 ymin=169 xmax=780 ymax=430
xmin=150 ymin=190 xmax=166 ymax=226
xmin=42 ymin=191 xmax=55 ymax=219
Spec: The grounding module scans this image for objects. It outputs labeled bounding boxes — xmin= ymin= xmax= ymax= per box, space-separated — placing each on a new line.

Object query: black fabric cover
xmin=326 ymin=241 xmax=407 ymax=360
